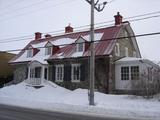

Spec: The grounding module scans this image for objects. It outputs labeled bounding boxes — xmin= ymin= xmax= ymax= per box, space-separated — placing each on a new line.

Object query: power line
xmin=1 ymin=10 xmax=160 ymax=43
xmin=0 ymin=0 xmax=79 ymax=22
xmin=0 ymin=0 xmax=24 ymax=10
xmin=3 ymin=31 xmax=160 ymax=52
xmin=0 ymin=0 xmax=46 ymax=16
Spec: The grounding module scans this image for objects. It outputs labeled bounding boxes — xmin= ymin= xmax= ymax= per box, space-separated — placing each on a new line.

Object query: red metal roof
xmin=49 ymin=25 xmax=122 ymax=59
xmin=10 ymin=25 xmax=123 ymax=63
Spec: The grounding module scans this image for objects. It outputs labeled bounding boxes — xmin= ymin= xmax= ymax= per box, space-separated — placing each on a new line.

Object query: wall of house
xmin=48 ymin=57 xmax=110 ymax=93
xmin=112 ymin=28 xmax=138 ymax=60
xmin=109 ymin=27 xmax=139 ymax=93
xmin=114 ymin=60 xmax=159 ymax=94
xmin=13 ymin=64 xmax=28 ymax=84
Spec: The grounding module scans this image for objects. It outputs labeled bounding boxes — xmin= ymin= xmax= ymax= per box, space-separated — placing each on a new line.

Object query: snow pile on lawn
xmin=0 ymin=82 xmax=160 ymax=120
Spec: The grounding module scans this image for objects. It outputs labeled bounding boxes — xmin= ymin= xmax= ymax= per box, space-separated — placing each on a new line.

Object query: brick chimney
xmin=65 ymin=24 xmax=73 ymax=33
xmin=35 ymin=32 xmax=42 ymax=40
xmin=114 ymin=12 xmax=123 ymax=25
xmin=45 ymin=34 xmax=52 ymax=38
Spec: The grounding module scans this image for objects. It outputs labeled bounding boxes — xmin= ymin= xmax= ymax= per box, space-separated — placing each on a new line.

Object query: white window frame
xmin=115 ymin=43 xmax=120 ymax=56
xmin=121 ymin=66 xmax=129 ymax=80
xmin=76 ymin=43 xmax=84 ymax=52
xmin=27 ymin=48 xmax=33 ymax=58
xmin=55 ymin=64 xmax=64 ymax=82
xmin=71 ymin=64 xmax=81 ymax=82
xmin=125 ymin=47 xmax=128 ymax=57
xmin=45 ymin=46 xmax=52 ymax=55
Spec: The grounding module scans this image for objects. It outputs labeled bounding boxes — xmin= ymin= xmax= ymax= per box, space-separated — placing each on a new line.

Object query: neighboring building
xmin=115 ymin=57 xmax=160 ymax=94
xmin=0 ymin=52 xmax=15 ymax=87
xmin=9 ymin=12 xmax=142 ymax=93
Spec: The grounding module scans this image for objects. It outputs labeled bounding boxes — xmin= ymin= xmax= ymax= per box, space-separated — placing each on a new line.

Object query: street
xmin=0 ymin=104 xmax=136 ymax=120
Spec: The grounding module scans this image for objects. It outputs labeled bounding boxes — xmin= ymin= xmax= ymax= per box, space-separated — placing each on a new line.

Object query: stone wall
xmin=13 ymin=64 xmax=28 ymax=84
xmin=48 ymin=57 xmax=110 ymax=93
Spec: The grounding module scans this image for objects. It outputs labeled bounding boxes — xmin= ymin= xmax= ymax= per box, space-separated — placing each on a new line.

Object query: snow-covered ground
xmin=0 ymin=81 xmax=160 ymax=120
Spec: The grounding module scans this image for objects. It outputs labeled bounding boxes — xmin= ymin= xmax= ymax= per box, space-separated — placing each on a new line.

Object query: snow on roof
xmin=31 ymin=41 xmax=48 ymax=48
xmin=116 ymin=57 xmax=144 ymax=62
xmin=116 ymin=57 xmax=160 ymax=68
xmin=13 ymin=47 xmax=49 ymax=64
xmin=11 ymin=25 xmax=123 ymax=63
xmin=82 ymin=33 xmax=104 ymax=42
xmin=50 ymin=38 xmax=76 ymax=47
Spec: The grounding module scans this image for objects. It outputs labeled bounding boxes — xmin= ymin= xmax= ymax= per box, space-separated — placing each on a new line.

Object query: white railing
xmin=26 ymin=78 xmax=42 ymax=86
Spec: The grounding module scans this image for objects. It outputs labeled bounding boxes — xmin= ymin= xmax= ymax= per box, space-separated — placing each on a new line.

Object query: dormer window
xmin=45 ymin=46 xmax=52 ymax=55
xmin=77 ymin=43 xmax=84 ymax=52
xmin=45 ymin=42 xmax=53 ymax=55
xmin=76 ymin=37 xmax=85 ymax=52
xmin=27 ymin=48 xmax=33 ymax=58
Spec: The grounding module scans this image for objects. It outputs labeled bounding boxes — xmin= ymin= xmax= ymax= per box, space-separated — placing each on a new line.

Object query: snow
xmin=82 ymin=33 xmax=104 ymax=42
xmin=71 ymin=52 xmax=84 ymax=57
xmin=14 ymin=47 xmax=49 ymax=64
xmin=50 ymin=38 xmax=76 ymax=47
xmin=0 ymin=81 xmax=160 ymax=120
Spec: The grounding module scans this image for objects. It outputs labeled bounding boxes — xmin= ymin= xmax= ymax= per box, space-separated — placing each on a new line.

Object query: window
xmin=44 ymin=68 xmax=48 ymax=80
xmin=55 ymin=65 xmax=64 ymax=82
xmin=30 ymin=68 xmax=34 ymax=78
xmin=27 ymin=48 xmax=33 ymax=58
xmin=115 ymin=43 xmax=120 ymax=56
xmin=131 ymin=66 xmax=139 ymax=80
xmin=71 ymin=64 xmax=81 ymax=82
xmin=77 ymin=43 xmax=84 ymax=52
xmin=121 ymin=66 xmax=129 ymax=80
xmin=133 ymin=51 xmax=136 ymax=57
xmin=125 ymin=47 xmax=128 ymax=57
xmin=30 ymin=67 xmax=41 ymax=78
xmin=45 ymin=46 xmax=52 ymax=55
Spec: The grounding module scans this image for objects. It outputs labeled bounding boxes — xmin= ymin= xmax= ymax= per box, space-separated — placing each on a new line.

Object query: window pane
xmin=72 ymin=64 xmax=80 ymax=81
xmin=121 ymin=66 xmax=129 ymax=80
xmin=131 ymin=66 xmax=139 ymax=80
xmin=56 ymin=65 xmax=64 ymax=81
xmin=77 ymin=43 xmax=83 ymax=52
xmin=27 ymin=49 xmax=32 ymax=58
xmin=35 ymin=67 xmax=41 ymax=78
xmin=45 ymin=47 xmax=52 ymax=55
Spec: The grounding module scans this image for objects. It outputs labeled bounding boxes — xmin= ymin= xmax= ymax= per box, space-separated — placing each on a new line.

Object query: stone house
xmin=9 ymin=12 xmax=142 ymax=93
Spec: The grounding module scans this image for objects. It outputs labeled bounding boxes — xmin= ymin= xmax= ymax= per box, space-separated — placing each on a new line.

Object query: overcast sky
xmin=0 ymin=0 xmax=160 ymax=61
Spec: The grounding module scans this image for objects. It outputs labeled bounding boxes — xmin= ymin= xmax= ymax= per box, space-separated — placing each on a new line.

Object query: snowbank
xmin=0 ymin=81 xmax=160 ymax=120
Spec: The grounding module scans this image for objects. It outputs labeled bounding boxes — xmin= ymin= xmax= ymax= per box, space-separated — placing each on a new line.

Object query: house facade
xmin=10 ymin=12 xmax=142 ymax=93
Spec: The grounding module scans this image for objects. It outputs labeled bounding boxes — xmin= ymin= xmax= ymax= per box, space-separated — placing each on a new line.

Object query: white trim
xmin=55 ymin=64 xmax=64 ymax=82
xmin=45 ymin=46 xmax=52 ymax=55
xmin=71 ymin=64 xmax=81 ymax=82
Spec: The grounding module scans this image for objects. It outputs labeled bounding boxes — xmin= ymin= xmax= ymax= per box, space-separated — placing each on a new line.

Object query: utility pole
xmin=85 ymin=0 xmax=107 ymax=105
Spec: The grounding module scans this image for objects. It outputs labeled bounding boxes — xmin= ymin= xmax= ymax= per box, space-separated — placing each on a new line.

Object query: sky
xmin=0 ymin=0 xmax=160 ymax=61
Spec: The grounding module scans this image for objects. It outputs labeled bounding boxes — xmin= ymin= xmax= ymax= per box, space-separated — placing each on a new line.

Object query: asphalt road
xmin=0 ymin=104 xmax=137 ymax=120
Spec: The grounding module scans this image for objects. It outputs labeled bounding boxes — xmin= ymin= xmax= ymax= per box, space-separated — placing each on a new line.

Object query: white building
xmin=115 ymin=57 xmax=160 ymax=94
